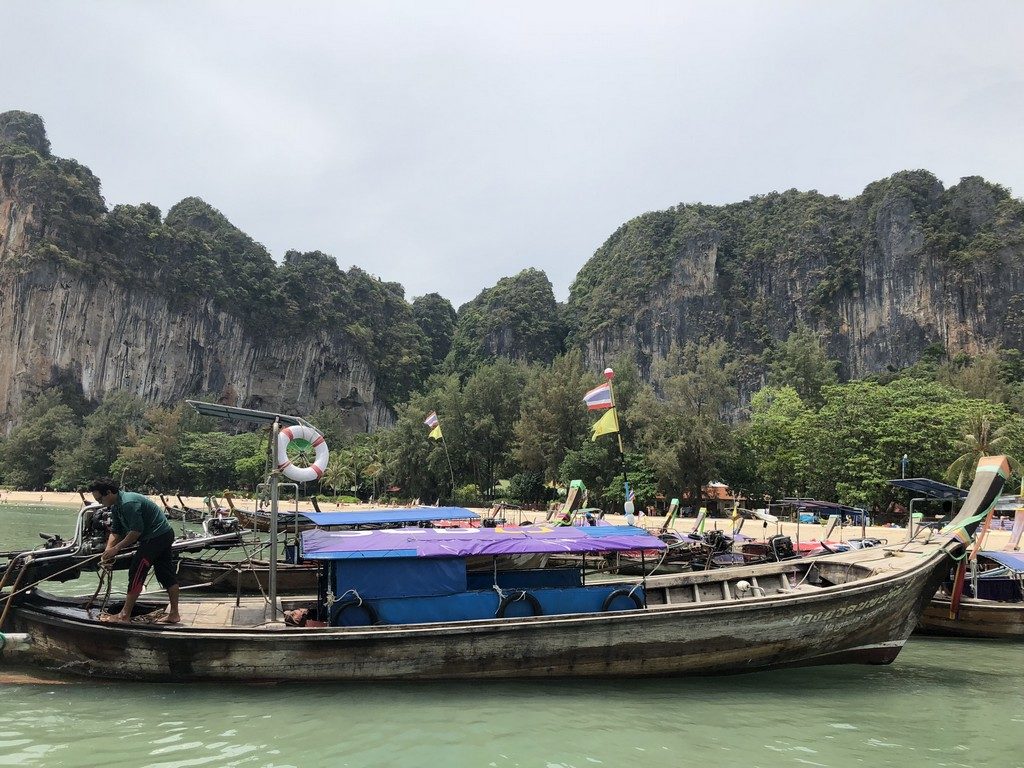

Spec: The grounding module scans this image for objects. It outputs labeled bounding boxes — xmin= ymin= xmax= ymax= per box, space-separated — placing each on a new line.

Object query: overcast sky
xmin=5 ymin=2 xmax=1023 ymax=307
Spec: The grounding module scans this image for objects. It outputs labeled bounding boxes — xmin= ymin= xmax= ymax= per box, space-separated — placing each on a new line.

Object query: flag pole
xmin=440 ymin=433 xmax=455 ymax=502
xmin=603 ymin=368 xmax=633 ymax=521
xmin=425 ymin=411 xmax=456 ymax=504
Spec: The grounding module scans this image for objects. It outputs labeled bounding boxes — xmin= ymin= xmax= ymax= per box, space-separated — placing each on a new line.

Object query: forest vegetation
xmin=3 ymin=110 xmax=1024 ymax=515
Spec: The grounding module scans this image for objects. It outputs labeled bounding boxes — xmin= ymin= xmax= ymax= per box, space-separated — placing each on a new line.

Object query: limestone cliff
xmin=567 ymin=171 xmax=1024 ymax=385
xmin=0 ymin=111 xmax=425 ymax=433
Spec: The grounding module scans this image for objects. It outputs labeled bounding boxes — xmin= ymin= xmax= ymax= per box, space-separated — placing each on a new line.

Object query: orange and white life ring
xmin=277 ymin=425 xmax=329 ymax=482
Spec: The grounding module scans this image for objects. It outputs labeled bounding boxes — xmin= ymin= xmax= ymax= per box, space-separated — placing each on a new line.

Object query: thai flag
xmin=583 ymin=383 xmax=613 ymax=411
xmin=424 ymin=412 xmax=439 ymax=428
xmin=626 ymin=485 xmax=635 ymax=503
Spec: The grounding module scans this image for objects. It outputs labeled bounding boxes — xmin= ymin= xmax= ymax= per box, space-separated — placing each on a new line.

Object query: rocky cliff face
xmin=0 ymin=111 xmax=399 ymax=433
xmin=568 ymin=171 xmax=1024 ymax=385
xmin=0 ymin=261 xmax=390 ymax=434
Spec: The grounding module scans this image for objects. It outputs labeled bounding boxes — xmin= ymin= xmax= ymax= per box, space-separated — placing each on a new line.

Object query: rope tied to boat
xmin=333 ymin=589 xmax=364 ymax=607
xmin=85 ymin=562 xmax=114 ymax=612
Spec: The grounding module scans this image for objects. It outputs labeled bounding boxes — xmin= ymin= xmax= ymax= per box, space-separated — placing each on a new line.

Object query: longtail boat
xmin=918 ymin=549 xmax=1024 ymax=639
xmin=888 ymin=476 xmax=1024 ymax=639
xmin=0 ymin=454 xmax=1007 ymax=682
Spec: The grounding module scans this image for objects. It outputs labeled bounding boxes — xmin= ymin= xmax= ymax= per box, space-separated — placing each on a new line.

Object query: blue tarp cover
xmin=979 ymin=551 xmax=1024 ymax=573
xmin=298 ymin=506 xmax=480 ymax=526
xmin=303 ymin=524 xmax=666 ymax=560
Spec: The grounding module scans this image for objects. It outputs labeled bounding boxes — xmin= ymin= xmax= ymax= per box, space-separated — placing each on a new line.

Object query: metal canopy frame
xmin=185 ymin=400 xmax=315 ymax=622
xmin=185 ymin=401 xmax=311 ymax=428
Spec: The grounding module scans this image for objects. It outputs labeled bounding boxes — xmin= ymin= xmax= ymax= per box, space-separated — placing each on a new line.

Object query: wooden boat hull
xmin=175 ymin=558 xmax=317 ymax=594
xmin=917 ymin=596 xmax=1024 ymax=639
xmin=3 ymin=542 xmax=953 ymax=682
xmin=232 ymin=508 xmax=312 ymax=533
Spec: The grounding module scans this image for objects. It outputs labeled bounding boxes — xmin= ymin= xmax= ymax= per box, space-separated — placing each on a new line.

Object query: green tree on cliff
xmin=767 ymin=324 xmax=839 ymax=406
xmin=633 ymin=340 xmax=740 ymax=504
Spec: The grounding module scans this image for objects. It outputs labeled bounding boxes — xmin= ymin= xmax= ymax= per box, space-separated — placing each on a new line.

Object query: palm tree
xmin=945 ymin=415 xmax=1021 ymax=487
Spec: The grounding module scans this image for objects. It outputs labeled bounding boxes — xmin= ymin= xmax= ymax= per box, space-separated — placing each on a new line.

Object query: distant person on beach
xmin=88 ymin=478 xmax=180 ymax=624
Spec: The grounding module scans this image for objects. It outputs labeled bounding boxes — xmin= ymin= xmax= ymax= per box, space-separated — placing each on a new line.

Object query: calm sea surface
xmin=1 ymin=503 xmax=1022 ymax=768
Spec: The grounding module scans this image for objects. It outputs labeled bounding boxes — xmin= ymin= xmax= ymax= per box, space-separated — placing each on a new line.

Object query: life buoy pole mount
xmin=276 ymin=425 xmax=330 ymax=483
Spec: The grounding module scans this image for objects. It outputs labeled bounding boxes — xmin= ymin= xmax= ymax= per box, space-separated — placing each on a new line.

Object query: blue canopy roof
xmin=775 ymin=499 xmax=867 ymax=521
xmin=979 ymin=551 xmax=1024 ymax=573
xmin=301 ymin=524 xmax=667 ymax=560
xmin=888 ymin=478 xmax=968 ymax=500
xmin=298 ymin=507 xmax=480 ymax=527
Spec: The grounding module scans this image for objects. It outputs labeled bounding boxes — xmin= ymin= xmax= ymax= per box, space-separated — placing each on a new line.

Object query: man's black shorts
xmin=127 ymin=529 xmax=177 ymax=595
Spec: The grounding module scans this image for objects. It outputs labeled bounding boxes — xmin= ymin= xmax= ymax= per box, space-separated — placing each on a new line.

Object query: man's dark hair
xmin=88 ymin=477 xmax=120 ymax=495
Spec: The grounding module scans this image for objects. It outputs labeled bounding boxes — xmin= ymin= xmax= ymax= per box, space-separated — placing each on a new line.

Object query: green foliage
xmin=601 ymin=453 xmax=659 ymax=508
xmin=506 ymin=471 xmax=548 ymax=503
xmin=807 ymin=379 xmax=1016 ymax=507
xmin=743 ymin=386 xmax=810 ymax=498
xmin=50 ymin=392 xmax=146 ymax=490
xmin=0 ymin=391 xmax=80 ymax=489
xmin=457 ymin=360 xmax=527 ymax=495
xmin=0 ymin=111 xmax=51 ymax=155
xmin=766 ymin=323 xmax=839 ymax=405
xmin=412 ymin=293 xmax=458 ymax=370
xmin=559 ymin=439 xmax=620 ymax=498
xmin=632 ymin=340 xmax=740 ymax=503
xmin=453 ymin=483 xmax=482 ymax=505
xmin=945 ymin=414 xmax=1023 ymax=487
xmin=513 ymin=351 xmax=592 ymax=482
xmin=445 ymin=269 xmax=565 ymax=378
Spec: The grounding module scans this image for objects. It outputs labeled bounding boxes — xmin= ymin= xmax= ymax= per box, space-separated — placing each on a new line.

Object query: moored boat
xmin=2 ymin=401 xmax=1003 ymax=684
xmin=0 ymin=527 xmax=973 ymax=681
xmin=917 ymin=549 xmax=1024 ymax=639
xmin=0 ymin=449 xmax=1005 ymax=682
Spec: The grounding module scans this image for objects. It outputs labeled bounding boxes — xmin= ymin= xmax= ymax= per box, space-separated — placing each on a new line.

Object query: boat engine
xmin=703 ymin=529 xmax=733 ymax=552
xmin=768 ymin=534 xmax=796 ymax=561
xmin=203 ymin=515 xmax=241 ymax=537
xmin=78 ymin=504 xmax=113 ymax=555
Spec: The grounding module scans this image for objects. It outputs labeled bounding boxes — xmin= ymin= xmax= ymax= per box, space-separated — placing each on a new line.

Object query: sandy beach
xmin=2 ymin=489 xmax=1015 ymax=550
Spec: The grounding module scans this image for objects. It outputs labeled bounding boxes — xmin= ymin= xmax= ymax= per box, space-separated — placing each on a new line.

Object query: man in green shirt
xmin=88 ymin=478 xmax=180 ymax=624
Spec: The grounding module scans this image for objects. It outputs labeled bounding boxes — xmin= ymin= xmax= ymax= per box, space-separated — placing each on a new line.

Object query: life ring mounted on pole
xmin=277 ymin=425 xmax=330 ymax=482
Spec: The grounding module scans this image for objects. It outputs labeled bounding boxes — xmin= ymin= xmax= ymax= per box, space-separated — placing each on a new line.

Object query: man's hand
xmin=101 ymin=546 xmax=119 ymax=564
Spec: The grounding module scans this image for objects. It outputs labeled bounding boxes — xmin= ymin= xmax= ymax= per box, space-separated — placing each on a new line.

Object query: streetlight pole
xmin=901 ymin=454 xmax=909 ymax=479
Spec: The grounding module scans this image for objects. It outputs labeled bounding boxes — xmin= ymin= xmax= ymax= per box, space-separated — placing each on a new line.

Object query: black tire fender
xmin=496 ymin=590 xmax=542 ymax=618
xmin=602 ymin=588 xmax=643 ymax=612
xmin=330 ymin=598 xmax=380 ymax=626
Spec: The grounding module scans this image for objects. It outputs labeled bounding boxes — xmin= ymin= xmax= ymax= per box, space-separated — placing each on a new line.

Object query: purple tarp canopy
xmin=301 ymin=525 xmax=668 ymax=560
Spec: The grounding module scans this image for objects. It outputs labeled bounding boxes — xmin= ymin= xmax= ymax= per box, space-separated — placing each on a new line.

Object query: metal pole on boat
xmin=907 ymin=498 xmax=918 ymax=543
xmin=268 ymin=419 xmax=280 ymax=621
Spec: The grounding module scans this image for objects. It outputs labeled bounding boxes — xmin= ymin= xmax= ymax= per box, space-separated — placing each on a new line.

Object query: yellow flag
xmin=591 ymin=407 xmax=619 ymax=441
xmin=429 ymin=425 xmax=443 ymax=440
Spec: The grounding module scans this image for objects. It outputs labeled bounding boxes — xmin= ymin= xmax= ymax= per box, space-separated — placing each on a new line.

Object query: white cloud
xmin=4 ymin=1 xmax=1023 ymax=306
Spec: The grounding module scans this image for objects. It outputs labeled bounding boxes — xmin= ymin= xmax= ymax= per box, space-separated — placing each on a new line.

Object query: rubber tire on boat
xmin=496 ymin=590 xmax=542 ymax=618
xmin=330 ymin=599 xmax=380 ymax=627
xmin=601 ymin=588 xmax=643 ymax=612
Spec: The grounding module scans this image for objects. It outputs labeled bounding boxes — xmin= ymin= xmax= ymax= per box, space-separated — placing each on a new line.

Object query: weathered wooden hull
xmin=175 ymin=558 xmax=317 ymax=594
xmin=3 ymin=541 xmax=953 ymax=682
xmin=232 ymin=508 xmax=312 ymax=533
xmin=917 ymin=596 xmax=1024 ymax=639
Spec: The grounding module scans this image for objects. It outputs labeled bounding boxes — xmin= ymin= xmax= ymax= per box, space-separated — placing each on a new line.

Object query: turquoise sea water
xmin=1 ymin=503 xmax=1022 ymax=768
